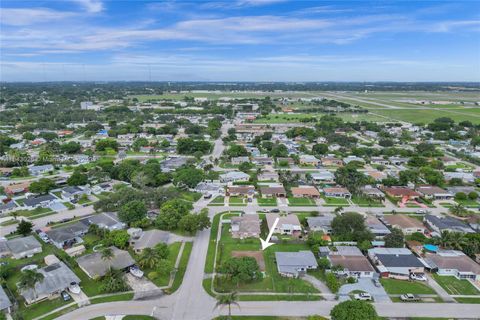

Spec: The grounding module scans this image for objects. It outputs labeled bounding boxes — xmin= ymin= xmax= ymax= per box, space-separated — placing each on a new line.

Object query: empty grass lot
xmin=380 ymin=278 xmax=436 ymax=294
xmin=229 ymin=196 xmax=247 ymax=206
xmin=287 ymin=197 xmax=316 ymax=206
xmin=433 ymin=275 xmax=479 ymax=295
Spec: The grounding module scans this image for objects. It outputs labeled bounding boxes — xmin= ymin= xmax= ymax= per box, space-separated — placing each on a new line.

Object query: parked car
xmin=410 ymin=273 xmax=427 ymax=281
xmin=39 ymin=232 xmax=50 ymax=243
xmin=203 ymin=194 xmax=212 ymax=199
xmin=415 ymin=209 xmax=427 ymax=214
xmin=270 ymin=209 xmax=280 ymax=213
xmin=372 ymin=279 xmax=381 ymax=287
xmin=61 ymin=291 xmax=71 ymax=301
xmin=21 ymin=264 xmax=38 ymax=272
xmin=353 ymin=292 xmax=372 ymax=301
xmin=400 ymin=294 xmax=420 ymax=302
xmin=130 ymin=265 xmax=144 ymax=278
xmin=68 ymin=282 xmax=81 ymax=294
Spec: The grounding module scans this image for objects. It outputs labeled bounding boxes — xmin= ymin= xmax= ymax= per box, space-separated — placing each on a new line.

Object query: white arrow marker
xmin=260 ymin=217 xmax=279 ymax=250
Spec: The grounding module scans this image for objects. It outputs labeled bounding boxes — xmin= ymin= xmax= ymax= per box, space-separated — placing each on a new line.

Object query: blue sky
xmin=1 ymin=0 xmax=479 ymax=82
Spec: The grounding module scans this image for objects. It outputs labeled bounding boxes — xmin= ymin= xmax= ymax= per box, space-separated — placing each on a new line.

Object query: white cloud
xmin=0 ymin=8 xmax=74 ymax=26
xmin=71 ymin=0 xmax=104 ymax=13
xmin=236 ymin=0 xmax=288 ymax=7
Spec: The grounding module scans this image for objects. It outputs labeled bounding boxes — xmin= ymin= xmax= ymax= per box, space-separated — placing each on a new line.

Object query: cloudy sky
xmin=1 ymin=0 xmax=479 ymax=82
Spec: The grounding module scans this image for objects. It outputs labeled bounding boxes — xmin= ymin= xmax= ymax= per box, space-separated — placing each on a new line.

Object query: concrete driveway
xmin=124 ymin=273 xmax=163 ymax=300
xmin=338 ymin=277 xmax=390 ymax=302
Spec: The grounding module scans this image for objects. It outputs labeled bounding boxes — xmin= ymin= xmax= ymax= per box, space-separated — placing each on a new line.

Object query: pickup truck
xmin=353 ymin=293 xmax=372 ymax=301
xmin=400 ymin=294 xmax=420 ymax=302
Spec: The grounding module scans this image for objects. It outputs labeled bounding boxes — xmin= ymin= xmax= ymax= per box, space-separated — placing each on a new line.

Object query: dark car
xmin=61 ymin=291 xmax=71 ymax=301
xmin=270 ymin=209 xmax=280 ymax=213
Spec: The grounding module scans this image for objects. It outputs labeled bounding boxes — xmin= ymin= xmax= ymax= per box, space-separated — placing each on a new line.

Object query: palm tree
xmin=447 ymin=232 xmax=466 ymax=250
xmin=138 ymin=247 xmax=161 ymax=269
xmin=449 ymin=204 xmax=468 ymax=217
xmin=334 ymin=207 xmax=344 ymax=215
xmin=214 ymin=292 xmax=239 ymax=319
xmin=18 ymin=270 xmax=44 ymax=300
xmin=12 ymin=211 xmax=18 ymax=221
xmin=101 ymin=247 xmax=114 ymax=261
xmin=436 ymin=230 xmax=452 ymax=248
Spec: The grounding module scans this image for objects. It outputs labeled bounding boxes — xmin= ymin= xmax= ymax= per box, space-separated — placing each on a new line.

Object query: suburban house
xmin=129 ymin=229 xmax=170 ymax=253
xmin=226 ymin=185 xmax=256 ymax=198
xmin=389 ymin=157 xmax=409 ymax=165
xmin=46 ymin=221 xmax=89 ymax=249
xmin=266 ymin=213 xmax=302 ymax=236
xmin=219 ymin=171 xmax=250 ymax=183
xmin=160 ymin=156 xmax=190 ymax=172
xmin=323 ymin=187 xmax=351 ymax=199
xmin=85 ymin=212 xmax=126 ymax=231
xmin=194 ymin=182 xmax=225 ymax=196
xmin=0 ymin=201 xmax=17 ymax=216
xmin=361 ymin=186 xmax=385 ymax=200
xmin=60 ymin=186 xmax=91 ymax=201
xmin=371 ymin=157 xmax=390 ymax=166
xmin=343 ymin=156 xmax=365 ymax=165
xmin=444 ymin=172 xmax=475 ymax=184
xmin=368 ymin=248 xmax=425 ymax=279
xmin=365 ymin=216 xmax=391 ymax=238
xmin=425 ymin=250 xmax=480 ymax=281
xmin=275 ymin=251 xmax=318 ymax=278
xmin=424 ymin=214 xmax=475 ymax=234
xmin=0 ymin=286 xmax=12 ymax=314
xmin=259 ymin=186 xmax=287 ymax=198
xmin=383 ymin=214 xmax=427 ymax=235
xmin=252 ymin=156 xmax=274 ymax=166
xmin=276 ymin=157 xmax=295 ymax=166
xmin=23 ymin=194 xmax=57 ymax=210
xmin=29 ymin=164 xmax=54 ymax=176
xmin=310 ymin=171 xmax=335 ymax=184
xmin=299 ymin=155 xmax=319 ymax=166
xmin=20 ymin=261 xmax=80 ymax=304
xmin=1 ymin=236 xmax=42 ymax=259
xmin=381 ymin=186 xmax=421 ymax=200
xmin=77 ymin=246 xmax=136 ymax=278
xmin=306 ymin=215 xmax=334 ymax=234
xmin=258 ymin=171 xmax=279 ymax=182
xmin=291 ymin=186 xmax=321 ymax=198
xmin=323 ymin=246 xmax=375 ymax=278
xmin=415 ymin=185 xmax=453 ymax=200
xmin=446 ymin=186 xmax=479 ymax=198
xmin=5 ymin=182 xmax=30 ymax=195
xmin=230 ymin=214 xmax=261 ymax=239
xmin=231 ymin=156 xmax=250 ymax=165
xmin=321 ymin=156 xmax=343 ymax=167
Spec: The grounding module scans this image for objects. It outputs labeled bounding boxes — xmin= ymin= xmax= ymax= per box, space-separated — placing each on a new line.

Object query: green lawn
xmin=380 ymin=278 xmax=436 ymax=294
xmin=90 ymin=292 xmax=134 ymax=304
xmin=229 ymin=196 xmax=247 ymax=206
xmin=257 ymin=197 xmax=277 ymax=206
xmin=169 ymin=241 xmax=193 ymax=293
xmin=433 ymin=275 xmax=479 ymax=295
xmin=140 ymin=242 xmax=182 ymax=287
xmin=208 ymin=196 xmax=225 ymax=206
xmin=287 ymin=197 xmax=316 ymax=206
xmin=351 ymin=196 xmax=384 ymax=207
xmin=238 ymin=294 xmax=321 ymax=301
xmin=454 ymin=297 xmax=480 ymax=303
xmin=62 ymin=202 xmax=75 ymax=210
xmin=322 ymin=196 xmax=349 ymax=206
xmin=18 ymin=297 xmax=71 ymax=320
xmin=213 ymin=220 xmax=318 ymax=295
xmin=14 ymin=207 xmax=53 ymax=217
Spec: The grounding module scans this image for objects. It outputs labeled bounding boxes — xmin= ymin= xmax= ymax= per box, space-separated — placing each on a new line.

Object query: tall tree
xmin=214 ymin=292 xmax=239 ymax=320
xmin=18 ymin=270 xmax=44 ymax=300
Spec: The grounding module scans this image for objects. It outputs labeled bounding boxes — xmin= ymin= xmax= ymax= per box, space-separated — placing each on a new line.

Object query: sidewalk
xmin=426 ymin=274 xmax=456 ymax=302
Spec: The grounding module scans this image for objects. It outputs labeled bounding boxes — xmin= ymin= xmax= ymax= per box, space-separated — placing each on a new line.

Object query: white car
xmin=68 ymin=282 xmax=81 ymax=294
xmin=21 ymin=264 xmax=38 ymax=272
xmin=401 ymin=293 xmax=420 ymax=302
xmin=353 ymin=292 xmax=372 ymax=301
xmin=130 ymin=266 xmax=144 ymax=278
xmin=410 ymin=273 xmax=427 ymax=281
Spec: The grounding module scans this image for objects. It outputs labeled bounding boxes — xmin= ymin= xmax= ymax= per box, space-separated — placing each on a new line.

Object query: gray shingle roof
xmin=76 ymin=246 xmax=135 ymax=278
xmin=24 ymin=194 xmax=56 ymax=207
xmin=275 ymin=251 xmax=318 ymax=275
xmin=20 ymin=261 xmax=80 ymax=303
xmin=375 ymin=253 xmax=424 ymax=268
xmin=0 ymin=286 xmax=12 ymax=311
xmin=6 ymin=236 xmax=42 ymax=255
